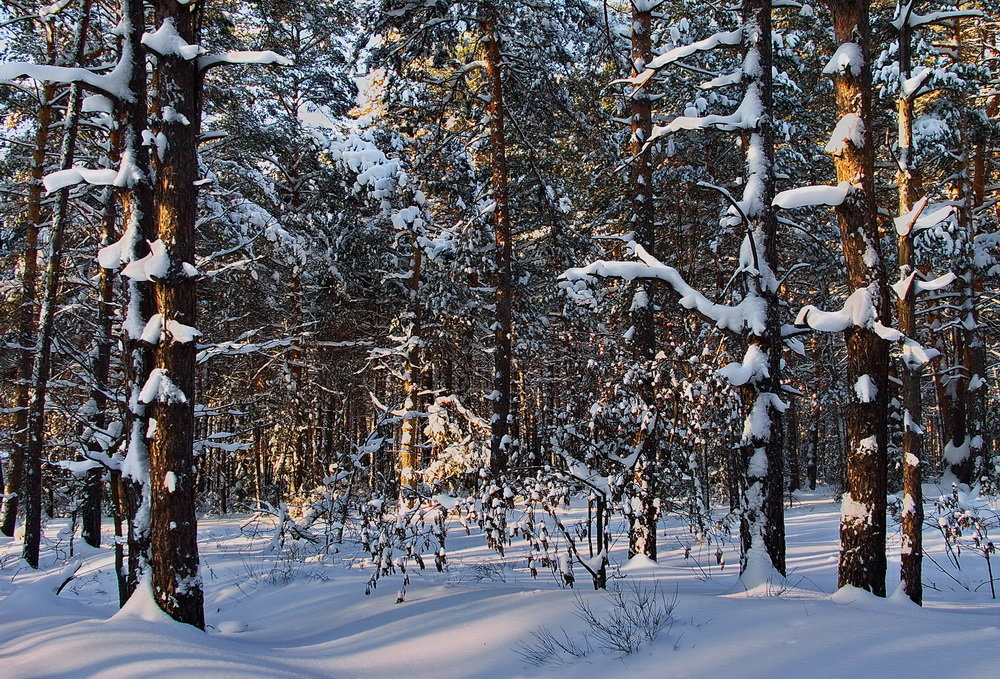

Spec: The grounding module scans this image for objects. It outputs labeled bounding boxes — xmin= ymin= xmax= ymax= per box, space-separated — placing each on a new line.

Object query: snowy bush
xmin=925 ymin=487 xmax=999 ymax=597
xmin=514 ymin=580 xmax=676 ymax=665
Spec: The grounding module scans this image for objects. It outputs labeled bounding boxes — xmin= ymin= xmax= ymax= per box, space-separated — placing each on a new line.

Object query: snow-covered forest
xmin=1 ymin=0 xmax=999 ymax=676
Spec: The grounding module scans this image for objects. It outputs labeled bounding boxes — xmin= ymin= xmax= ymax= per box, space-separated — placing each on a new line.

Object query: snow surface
xmin=3 ymin=490 xmax=1000 ymax=678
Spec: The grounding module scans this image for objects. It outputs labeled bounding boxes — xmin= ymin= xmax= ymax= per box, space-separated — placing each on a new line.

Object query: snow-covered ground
xmin=3 ymin=486 xmax=1000 ymax=678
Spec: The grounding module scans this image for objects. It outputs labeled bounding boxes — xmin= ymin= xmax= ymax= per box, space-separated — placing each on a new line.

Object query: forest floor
xmin=2 ymin=486 xmax=1000 ymax=678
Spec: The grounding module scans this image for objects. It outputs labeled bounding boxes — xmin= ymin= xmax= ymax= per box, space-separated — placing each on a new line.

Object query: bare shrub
xmin=514 ymin=580 xmax=676 ymax=666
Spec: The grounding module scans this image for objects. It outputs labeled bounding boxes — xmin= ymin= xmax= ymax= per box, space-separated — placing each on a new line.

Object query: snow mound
xmin=830 ymin=584 xmax=879 ymax=605
xmin=111 ymin=577 xmax=176 ymax=624
xmin=215 ymin=620 xmax=249 ymax=634
xmin=621 ymin=554 xmax=662 ymax=571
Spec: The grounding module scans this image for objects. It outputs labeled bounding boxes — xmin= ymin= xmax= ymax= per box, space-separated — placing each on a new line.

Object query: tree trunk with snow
xmin=110 ymin=0 xmax=159 ymax=598
xmin=734 ymin=0 xmax=786 ymax=582
xmin=400 ymin=242 xmax=423 ymax=496
xmin=806 ymin=411 xmax=818 ymax=491
xmin=894 ymin=3 xmax=923 ymax=604
xmin=80 ymin=184 xmax=121 ymax=549
xmin=827 ymin=0 xmax=890 ymax=597
xmin=484 ymin=18 xmax=515 ymax=475
xmin=626 ymin=0 xmax=658 ymax=562
xmin=937 ymin=14 xmax=985 ymax=488
xmin=146 ymin=0 xmax=205 ymax=629
xmin=936 ymin=137 xmax=982 ymax=487
xmin=787 ymin=398 xmax=800 ymax=494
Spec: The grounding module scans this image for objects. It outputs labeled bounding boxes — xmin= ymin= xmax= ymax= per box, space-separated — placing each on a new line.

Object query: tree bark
xmin=80 ymin=182 xmax=120 ymax=549
xmin=894 ymin=2 xmax=923 ymax=604
xmin=827 ymin=0 xmax=890 ymax=597
xmin=787 ymin=398 xmax=800 ymax=494
xmin=806 ymin=407 xmax=818 ymax=490
xmin=736 ymin=0 xmax=786 ymax=581
xmin=483 ymin=20 xmax=515 ymax=475
xmin=146 ymin=0 xmax=206 ymax=629
xmin=626 ymin=0 xmax=658 ymax=561
xmin=400 ymin=242 xmax=423 ymax=497
xmin=111 ymin=0 xmax=158 ymax=600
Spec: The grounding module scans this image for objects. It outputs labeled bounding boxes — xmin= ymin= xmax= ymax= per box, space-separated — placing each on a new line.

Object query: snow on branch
xmin=142 ymin=19 xmax=203 ymax=59
xmin=613 ymin=29 xmax=743 ymax=89
xmin=773 ymin=181 xmax=852 ymax=209
xmin=647 ymin=84 xmax=762 ymax=144
xmin=138 ymin=368 xmax=188 ymax=406
xmin=198 ymin=51 xmax=293 ymax=70
xmin=825 ymin=114 xmax=865 ymax=155
xmin=893 ymin=197 xmax=955 ymax=236
xmin=122 ymin=240 xmax=171 ymax=282
xmin=0 ymin=59 xmax=133 ymax=100
xmin=822 ymin=43 xmax=863 ymax=77
xmin=718 ymin=343 xmax=770 ymax=387
xmin=891 ymin=5 xmax=983 ymax=30
xmin=43 ymin=166 xmax=118 ymax=192
xmin=700 ymin=70 xmax=743 ymax=90
xmin=563 ymin=242 xmax=769 ymax=335
xmin=794 ymin=286 xmax=938 ymax=368
xmin=795 ymin=287 xmax=894 ymax=335
xmin=890 ymin=271 xmax=955 ymax=300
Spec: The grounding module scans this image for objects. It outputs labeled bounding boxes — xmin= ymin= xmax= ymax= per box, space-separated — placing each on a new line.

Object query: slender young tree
xmin=894 ymin=1 xmax=924 ymax=601
xmin=568 ymin=0 xmax=790 ymax=581
xmin=21 ymin=0 xmax=94 ymax=568
xmin=625 ymin=0 xmax=659 ymax=562
xmin=0 ymin=77 xmax=55 ymax=538
xmin=482 ymin=13 xmax=516 ymax=475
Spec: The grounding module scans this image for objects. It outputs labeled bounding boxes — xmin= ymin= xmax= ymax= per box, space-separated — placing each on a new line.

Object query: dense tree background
xmin=0 ymin=0 xmax=997 ymax=621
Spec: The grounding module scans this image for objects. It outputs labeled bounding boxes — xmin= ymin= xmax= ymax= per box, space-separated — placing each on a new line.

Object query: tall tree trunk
xmin=400 ymin=242 xmax=423 ymax=497
xmin=827 ymin=0 xmax=890 ymax=597
xmin=939 ymin=134 xmax=981 ymax=487
xmin=80 ymin=182 xmax=121 ymax=549
xmin=484 ymin=19 xmax=515 ymax=475
xmin=894 ymin=1 xmax=923 ymax=604
xmin=736 ymin=0 xmax=786 ymax=582
xmin=787 ymin=398 xmax=800 ymax=494
xmin=0 ymin=81 xmax=55 ymax=538
xmin=806 ymin=406 xmax=818 ymax=490
xmin=21 ymin=1 xmax=93 ymax=568
xmin=145 ymin=0 xmax=205 ymax=629
xmin=941 ymin=13 xmax=985 ymax=487
xmin=109 ymin=0 xmax=158 ymax=600
xmin=627 ymin=0 xmax=658 ymax=561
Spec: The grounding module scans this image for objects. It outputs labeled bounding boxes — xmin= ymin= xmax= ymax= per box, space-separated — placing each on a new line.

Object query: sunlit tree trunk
xmin=146 ymin=0 xmax=206 ymax=629
xmin=894 ymin=1 xmax=923 ymax=604
xmin=827 ymin=0 xmax=890 ymax=597
xmin=483 ymin=18 xmax=515 ymax=475
xmin=627 ymin=0 xmax=658 ymax=561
